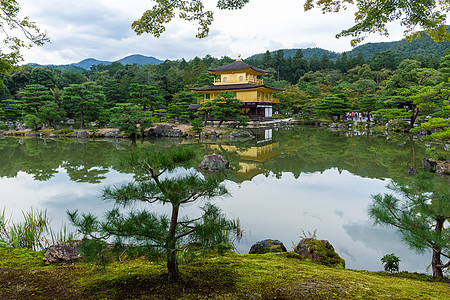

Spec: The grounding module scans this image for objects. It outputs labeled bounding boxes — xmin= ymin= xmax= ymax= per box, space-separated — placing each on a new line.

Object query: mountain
xmin=72 ymin=58 xmax=111 ymax=70
xmin=247 ymin=30 xmax=450 ymax=61
xmin=29 ymin=54 xmax=164 ymax=71
xmin=117 ymin=54 xmax=163 ymax=66
xmin=246 ymin=48 xmax=340 ymax=61
xmin=346 ymin=31 xmax=450 ymax=59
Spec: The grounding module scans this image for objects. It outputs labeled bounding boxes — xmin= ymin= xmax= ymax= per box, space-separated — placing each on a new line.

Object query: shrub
xmin=381 ymin=253 xmax=400 ymax=273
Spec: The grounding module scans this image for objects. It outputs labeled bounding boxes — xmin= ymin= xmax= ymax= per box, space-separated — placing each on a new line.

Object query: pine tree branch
xmin=436 ymin=260 xmax=450 ymax=269
xmin=175 ymin=228 xmax=196 ymax=240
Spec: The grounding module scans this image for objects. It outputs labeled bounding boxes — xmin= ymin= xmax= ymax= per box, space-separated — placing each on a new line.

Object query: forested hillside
xmin=1 ymin=40 xmax=449 ymax=141
xmin=250 ymin=29 xmax=450 ymax=61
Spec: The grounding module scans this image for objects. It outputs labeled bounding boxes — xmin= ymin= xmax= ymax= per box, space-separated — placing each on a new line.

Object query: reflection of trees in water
xmin=0 ymin=128 xmax=428 ymax=184
xmin=0 ymin=138 xmax=134 ymax=183
xmin=261 ymin=128 xmax=426 ymax=183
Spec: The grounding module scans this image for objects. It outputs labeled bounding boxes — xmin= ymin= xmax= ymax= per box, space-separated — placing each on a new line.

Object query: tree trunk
xmin=409 ymin=106 xmax=419 ymax=130
xmin=432 ymin=249 xmax=444 ymax=278
xmin=80 ymin=110 xmax=85 ymax=129
xmin=167 ymin=204 xmax=180 ymax=281
xmin=431 ymin=218 xmax=444 ymax=278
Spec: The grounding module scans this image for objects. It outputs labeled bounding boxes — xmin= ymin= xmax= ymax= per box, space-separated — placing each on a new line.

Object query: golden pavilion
xmin=191 ymin=58 xmax=284 ymax=120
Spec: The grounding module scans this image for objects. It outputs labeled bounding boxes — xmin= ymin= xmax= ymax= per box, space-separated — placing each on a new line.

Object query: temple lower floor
xmin=241 ymin=102 xmax=273 ymax=119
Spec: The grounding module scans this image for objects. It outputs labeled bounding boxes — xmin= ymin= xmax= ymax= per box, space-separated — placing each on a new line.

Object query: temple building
xmin=191 ymin=58 xmax=284 ymax=120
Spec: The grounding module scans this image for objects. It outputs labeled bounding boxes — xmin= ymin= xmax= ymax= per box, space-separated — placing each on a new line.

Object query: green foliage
xmin=190 ymin=117 xmax=203 ymax=134
xmin=129 ymin=83 xmax=163 ymax=111
xmin=235 ymin=115 xmax=250 ymax=128
xmin=210 ymin=91 xmax=243 ymax=127
xmin=62 ymin=82 xmax=106 ymax=129
xmin=305 ymin=1 xmax=450 ymax=46
xmin=18 ymin=84 xmax=53 ymax=114
xmin=372 ymin=108 xmax=410 ymax=123
xmin=0 ymin=1 xmax=49 ymax=80
xmin=52 ymin=128 xmax=74 ymax=135
xmin=68 ymin=146 xmax=241 ymax=281
xmin=0 ymin=208 xmax=73 ymax=251
xmin=23 ymin=114 xmax=41 ymax=131
xmin=369 ymin=172 xmax=450 ymax=278
xmin=38 ymin=101 xmax=66 ymax=127
xmin=315 ymin=93 xmax=351 ymax=121
xmin=411 ymin=118 xmax=450 ymax=141
xmin=0 ymin=99 xmax=24 ymax=121
xmin=381 ymin=253 xmax=401 ymax=273
xmin=109 ymin=103 xmax=153 ymax=137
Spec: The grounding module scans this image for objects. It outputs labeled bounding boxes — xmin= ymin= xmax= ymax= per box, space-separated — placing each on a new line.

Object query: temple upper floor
xmin=208 ymin=59 xmax=268 ymax=86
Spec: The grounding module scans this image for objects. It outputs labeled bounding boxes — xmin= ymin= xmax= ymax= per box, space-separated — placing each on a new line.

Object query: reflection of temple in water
xmin=206 ymin=129 xmax=280 ymax=183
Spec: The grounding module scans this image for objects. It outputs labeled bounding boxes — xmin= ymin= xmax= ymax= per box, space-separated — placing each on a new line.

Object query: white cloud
xmin=18 ymin=0 xmax=407 ymax=65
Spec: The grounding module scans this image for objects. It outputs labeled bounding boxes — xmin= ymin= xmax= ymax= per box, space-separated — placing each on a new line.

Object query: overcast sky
xmin=20 ymin=0 xmax=405 ymax=65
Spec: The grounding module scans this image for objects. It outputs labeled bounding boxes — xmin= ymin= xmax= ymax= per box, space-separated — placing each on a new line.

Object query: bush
xmin=381 ymin=253 xmax=400 ymax=273
xmin=53 ymin=129 xmax=74 ymax=135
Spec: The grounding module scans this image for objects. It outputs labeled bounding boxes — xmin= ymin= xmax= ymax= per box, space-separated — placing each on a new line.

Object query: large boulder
xmin=168 ymin=128 xmax=183 ymax=137
xmin=249 ymin=239 xmax=287 ymax=254
xmin=294 ymin=238 xmax=345 ymax=268
xmin=198 ymin=154 xmax=227 ymax=171
xmin=104 ymin=129 xmax=120 ymax=137
xmin=422 ymin=157 xmax=450 ymax=175
xmin=71 ymin=131 xmax=90 ymax=138
xmin=230 ymin=130 xmax=254 ymax=139
xmin=155 ymin=124 xmax=173 ymax=137
xmin=436 ymin=161 xmax=450 ymax=175
xmin=422 ymin=157 xmax=438 ymax=172
xmin=43 ymin=242 xmax=81 ymax=265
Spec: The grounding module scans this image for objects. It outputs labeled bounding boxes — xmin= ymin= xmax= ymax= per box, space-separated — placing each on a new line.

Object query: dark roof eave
xmin=190 ymin=84 xmax=284 ymax=92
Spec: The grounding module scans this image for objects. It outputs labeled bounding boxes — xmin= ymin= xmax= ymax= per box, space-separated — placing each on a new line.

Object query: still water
xmin=0 ymin=127 xmax=440 ymax=273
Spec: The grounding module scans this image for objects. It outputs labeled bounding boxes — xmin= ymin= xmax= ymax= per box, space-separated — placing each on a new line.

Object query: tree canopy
xmin=0 ymin=1 xmax=49 ymax=76
xmin=369 ymin=172 xmax=450 ymax=278
xmin=134 ymin=0 xmax=450 ymax=45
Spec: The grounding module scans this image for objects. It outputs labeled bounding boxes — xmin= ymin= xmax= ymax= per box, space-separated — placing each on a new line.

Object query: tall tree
xmin=315 ymin=93 xmax=351 ymax=122
xmin=110 ymin=103 xmax=153 ymax=137
xmin=369 ymin=172 xmax=450 ymax=278
xmin=210 ymin=91 xmax=242 ymax=127
xmin=17 ymin=84 xmax=52 ymax=114
xmin=129 ymin=83 xmax=163 ymax=111
xmin=62 ymin=82 xmax=106 ymax=129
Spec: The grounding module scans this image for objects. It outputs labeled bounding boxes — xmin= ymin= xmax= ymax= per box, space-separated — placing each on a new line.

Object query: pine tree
xmin=369 ymin=172 xmax=450 ymax=278
xmin=68 ymin=146 xmax=241 ymax=281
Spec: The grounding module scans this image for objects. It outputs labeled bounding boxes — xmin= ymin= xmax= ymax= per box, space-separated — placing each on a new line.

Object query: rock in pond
xmin=155 ymin=124 xmax=173 ymax=137
xmin=104 ymin=129 xmax=120 ymax=137
xmin=198 ymin=154 xmax=227 ymax=171
xmin=249 ymin=239 xmax=287 ymax=254
xmin=294 ymin=238 xmax=345 ymax=268
xmin=230 ymin=130 xmax=254 ymax=139
xmin=71 ymin=131 xmax=90 ymax=138
xmin=43 ymin=242 xmax=81 ymax=265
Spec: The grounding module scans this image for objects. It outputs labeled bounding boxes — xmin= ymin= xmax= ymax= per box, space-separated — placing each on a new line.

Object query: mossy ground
xmin=1 ymin=247 xmax=449 ymax=299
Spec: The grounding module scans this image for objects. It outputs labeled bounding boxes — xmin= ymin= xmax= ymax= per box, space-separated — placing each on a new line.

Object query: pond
xmin=0 ymin=127 xmax=443 ymax=273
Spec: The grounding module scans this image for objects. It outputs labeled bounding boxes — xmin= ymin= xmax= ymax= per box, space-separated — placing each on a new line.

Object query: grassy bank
xmin=1 ymin=247 xmax=448 ymax=299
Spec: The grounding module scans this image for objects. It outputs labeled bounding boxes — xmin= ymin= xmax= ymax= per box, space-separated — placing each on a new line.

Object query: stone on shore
xmin=43 ymin=242 xmax=81 ymax=265
xmin=198 ymin=154 xmax=227 ymax=171
xmin=249 ymin=239 xmax=287 ymax=254
xmin=294 ymin=238 xmax=345 ymax=268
